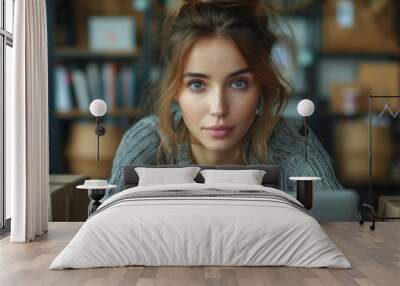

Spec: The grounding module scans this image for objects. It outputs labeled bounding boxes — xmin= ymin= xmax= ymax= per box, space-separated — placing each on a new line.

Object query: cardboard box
xmin=323 ymin=0 xmax=400 ymax=53
xmin=334 ymin=119 xmax=394 ymax=183
xmin=358 ymin=63 xmax=400 ymax=112
xmin=66 ymin=123 xmax=123 ymax=179
xmin=378 ymin=196 xmax=400 ymax=217
xmin=329 ymin=82 xmax=368 ymax=114
xmin=385 ymin=201 xmax=400 ymax=221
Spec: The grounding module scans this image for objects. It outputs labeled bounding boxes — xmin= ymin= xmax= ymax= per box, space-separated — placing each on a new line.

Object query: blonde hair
xmin=154 ymin=0 xmax=292 ymax=164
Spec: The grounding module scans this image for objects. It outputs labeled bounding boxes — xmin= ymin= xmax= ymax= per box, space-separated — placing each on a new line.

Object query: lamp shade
xmin=297 ymin=99 xmax=315 ymax=117
xmin=89 ymin=99 xmax=107 ymax=117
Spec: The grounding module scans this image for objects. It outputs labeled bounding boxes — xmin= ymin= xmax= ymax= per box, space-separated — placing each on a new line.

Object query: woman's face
xmin=177 ymin=36 xmax=261 ymax=152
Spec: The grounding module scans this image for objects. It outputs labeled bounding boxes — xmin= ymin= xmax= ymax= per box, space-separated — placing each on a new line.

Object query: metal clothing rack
xmin=359 ymin=95 xmax=400 ymax=230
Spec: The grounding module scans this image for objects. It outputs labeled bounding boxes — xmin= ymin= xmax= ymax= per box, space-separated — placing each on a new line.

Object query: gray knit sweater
xmin=108 ymin=112 xmax=343 ymax=197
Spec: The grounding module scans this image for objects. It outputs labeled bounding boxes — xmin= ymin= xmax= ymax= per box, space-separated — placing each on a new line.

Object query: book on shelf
xmin=85 ymin=63 xmax=103 ymax=101
xmin=54 ymin=62 xmax=140 ymax=115
xmin=102 ymin=63 xmax=116 ymax=110
xmin=116 ymin=67 xmax=124 ymax=108
xmin=71 ymin=68 xmax=91 ymax=111
xmin=121 ymin=64 xmax=137 ymax=107
xmin=55 ymin=65 xmax=72 ymax=112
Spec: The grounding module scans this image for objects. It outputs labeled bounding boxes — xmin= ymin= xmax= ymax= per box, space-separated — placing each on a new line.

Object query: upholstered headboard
xmin=123 ymin=165 xmax=284 ymax=190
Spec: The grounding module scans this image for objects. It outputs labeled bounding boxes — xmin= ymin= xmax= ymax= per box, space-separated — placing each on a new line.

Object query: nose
xmin=209 ymin=88 xmax=228 ymax=117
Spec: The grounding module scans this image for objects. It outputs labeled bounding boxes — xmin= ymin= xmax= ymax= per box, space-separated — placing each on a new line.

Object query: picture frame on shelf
xmin=88 ymin=16 xmax=136 ymax=52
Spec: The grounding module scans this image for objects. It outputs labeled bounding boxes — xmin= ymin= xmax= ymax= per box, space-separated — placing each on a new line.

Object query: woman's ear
xmin=172 ymin=96 xmax=180 ymax=107
xmin=171 ymin=99 xmax=180 ymax=111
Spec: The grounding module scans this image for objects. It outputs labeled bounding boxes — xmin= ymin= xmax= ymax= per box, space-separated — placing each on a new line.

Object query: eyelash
xmin=187 ymin=79 xmax=249 ymax=91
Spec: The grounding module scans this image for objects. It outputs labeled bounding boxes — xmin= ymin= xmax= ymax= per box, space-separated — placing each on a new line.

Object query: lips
xmin=204 ymin=125 xmax=235 ymax=139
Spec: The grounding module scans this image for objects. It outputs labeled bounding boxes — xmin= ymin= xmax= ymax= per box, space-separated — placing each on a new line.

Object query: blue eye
xmin=188 ymin=80 xmax=205 ymax=91
xmin=231 ymin=79 xmax=248 ymax=89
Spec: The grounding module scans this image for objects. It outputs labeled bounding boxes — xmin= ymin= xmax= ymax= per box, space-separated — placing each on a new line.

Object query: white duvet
xmin=50 ymin=183 xmax=351 ymax=269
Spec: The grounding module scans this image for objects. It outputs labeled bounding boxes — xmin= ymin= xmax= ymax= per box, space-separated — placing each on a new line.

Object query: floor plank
xmin=0 ymin=222 xmax=399 ymax=286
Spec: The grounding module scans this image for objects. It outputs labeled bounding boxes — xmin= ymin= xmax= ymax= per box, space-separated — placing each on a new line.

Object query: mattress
xmin=50 ymin=183 xmax=351 ymax=269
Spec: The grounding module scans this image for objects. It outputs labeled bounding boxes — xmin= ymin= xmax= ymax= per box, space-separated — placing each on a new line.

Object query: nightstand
xmin=289 ymin=177 xmax=321 ymax=210
xmin=49 ymin=174 xmax=90 ymax=222
xmin=76 ymin=183 xmax=116 ymax=216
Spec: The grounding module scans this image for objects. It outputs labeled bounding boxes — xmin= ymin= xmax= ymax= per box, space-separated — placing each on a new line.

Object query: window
xmin=1 ymin=0 xmax=14 ymax=230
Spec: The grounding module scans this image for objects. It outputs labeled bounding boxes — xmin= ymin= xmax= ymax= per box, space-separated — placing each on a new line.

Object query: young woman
xmin=107 ymin=0 xmax=342 ymax=196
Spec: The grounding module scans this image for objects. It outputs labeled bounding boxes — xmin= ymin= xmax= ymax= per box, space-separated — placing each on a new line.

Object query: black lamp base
xmin=88 ymin=189 xmax=105 ymax=216
xmin=296 ymin=180 xmax=314 ymax=210
xmin=298 ymin=125 xmax=309 ymax=136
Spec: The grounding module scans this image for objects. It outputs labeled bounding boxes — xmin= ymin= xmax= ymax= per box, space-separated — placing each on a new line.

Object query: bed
xmin=50 ymin=165 xmax=350 ymax=269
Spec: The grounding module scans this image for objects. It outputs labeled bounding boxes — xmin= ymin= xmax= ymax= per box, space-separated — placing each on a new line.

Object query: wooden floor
xmin=0 ymin=222 xmax=399 ymax=286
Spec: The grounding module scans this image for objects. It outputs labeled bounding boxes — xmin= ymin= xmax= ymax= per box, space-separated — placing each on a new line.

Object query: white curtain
xmin=7 ymin=0 xmax=49 ymax=242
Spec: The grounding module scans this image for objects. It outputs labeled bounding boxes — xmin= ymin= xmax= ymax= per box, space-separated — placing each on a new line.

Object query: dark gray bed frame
xmin=123 ymin=165 xmax=284 ymax=190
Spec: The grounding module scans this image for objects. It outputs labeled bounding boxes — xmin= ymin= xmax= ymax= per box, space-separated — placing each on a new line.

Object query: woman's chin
xmin=201 ymin=139 xmax=239 ymax=152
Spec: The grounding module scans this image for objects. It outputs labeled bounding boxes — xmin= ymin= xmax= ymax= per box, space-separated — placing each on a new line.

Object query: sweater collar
xmin=173 ymin=142 xmax=262 ymax=166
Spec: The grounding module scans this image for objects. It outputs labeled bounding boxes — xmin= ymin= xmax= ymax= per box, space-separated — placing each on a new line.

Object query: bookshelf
xmin=48 ymin=0 xmax=165 ymax=177
xmin=278 ymin=1 xmax=400 ymax=193
xmin=47 ymin=0 xmax=400 ymax=190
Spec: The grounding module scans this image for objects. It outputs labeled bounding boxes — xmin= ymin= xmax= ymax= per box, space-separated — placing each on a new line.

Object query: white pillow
xmin=135 ymin=167 xmax=201 ymax=186
xmin=200 ymin=169 xmax=266 ymax=185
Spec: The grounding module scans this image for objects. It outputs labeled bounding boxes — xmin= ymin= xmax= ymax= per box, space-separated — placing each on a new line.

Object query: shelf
xmin=341 ymin=180 xmax=400 ymax=190
xmin=54 ymin=47 xmax=141 ymax=62
xmin=281 ymin=9 xmax=321 ymax=18
xmin=276 ymin=1 xmax=321 ymax=18
xmin=324 ymin=111 xmax=400 ymax=120
xmin=328 ymin=113 xmax=367 ymax=120
xmin=55 ymin=107 xmax=145 ymax=119
xmin=316 ymin=51 xmax=400 ymax=61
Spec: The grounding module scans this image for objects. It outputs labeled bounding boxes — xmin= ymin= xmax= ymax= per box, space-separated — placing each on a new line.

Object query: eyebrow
xmin=182 ymin=67 xmax=251 ymax=79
